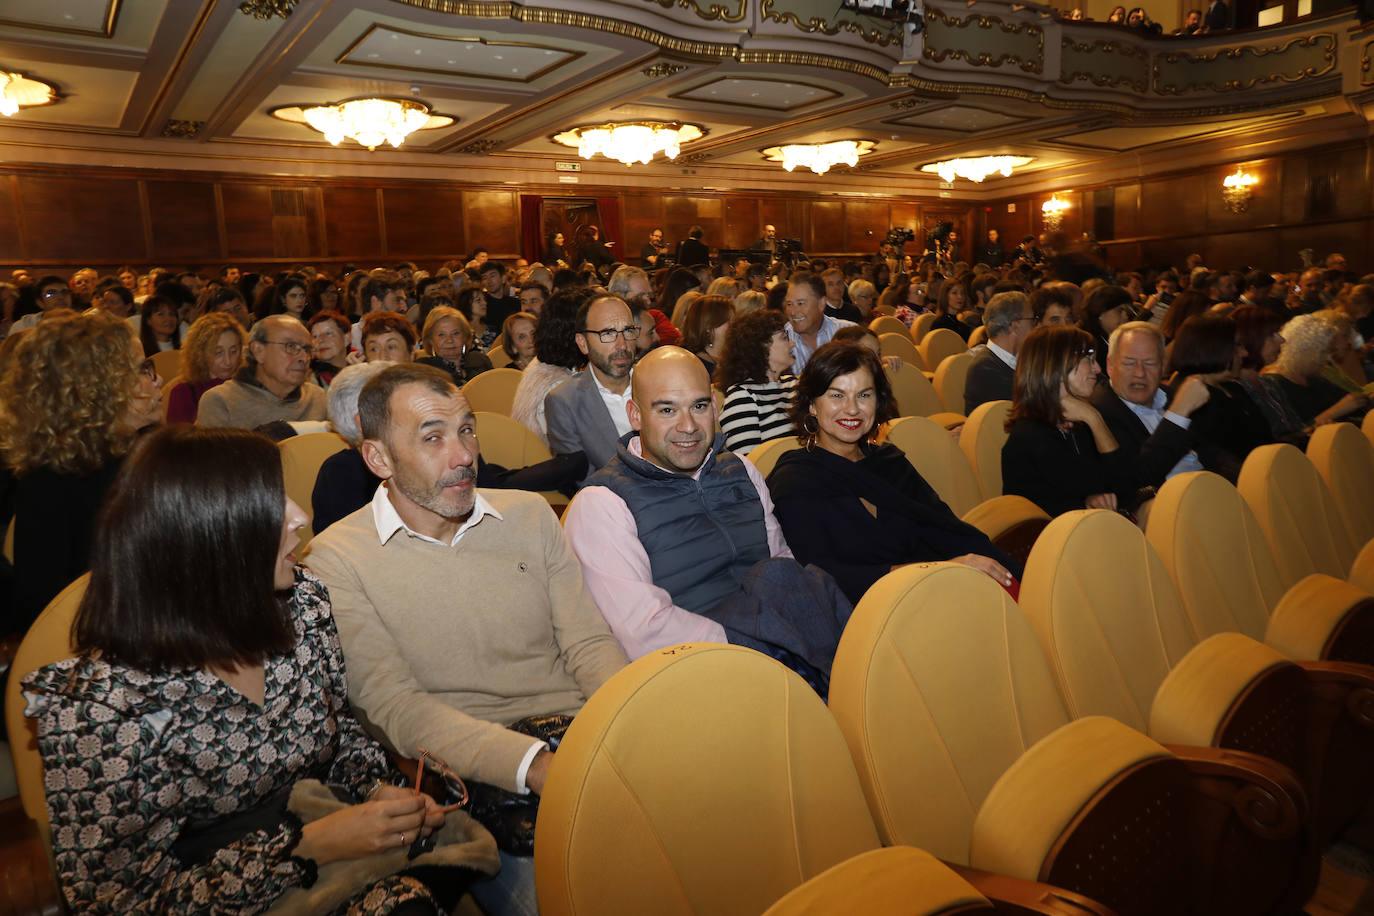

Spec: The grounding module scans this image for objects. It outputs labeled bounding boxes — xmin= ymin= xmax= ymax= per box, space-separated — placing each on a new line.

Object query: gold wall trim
xmin=1060 ymin=37 xmax=1149 ymax=92
xmin=1361 ymin=37 xmax=1374 ymax=86
xmin=758 ymin=0 xmax=902 ymax=47
xmin=1152 ymin=33 xmax=1337 ymax=94
xmin=921 ymin=8 xmax=1044 ymax=74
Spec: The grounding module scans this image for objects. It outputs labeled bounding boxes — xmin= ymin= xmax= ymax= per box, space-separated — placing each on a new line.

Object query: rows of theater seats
xmin=532 ymin=429 xmax=1374 ymax=915
xmin=5 ymin=417 xmax=1373 ymax=915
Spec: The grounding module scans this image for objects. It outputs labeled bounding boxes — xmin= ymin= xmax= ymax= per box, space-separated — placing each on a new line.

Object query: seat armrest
xmin=1162 ymin=743 xmax=1308 ymax=840
xmin=946 ymin=865 xmax=1117 ymax=916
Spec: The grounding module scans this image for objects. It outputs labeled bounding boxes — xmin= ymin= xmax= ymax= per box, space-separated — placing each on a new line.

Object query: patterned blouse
xmin=22 ymin=568 xmax=435 ymax=916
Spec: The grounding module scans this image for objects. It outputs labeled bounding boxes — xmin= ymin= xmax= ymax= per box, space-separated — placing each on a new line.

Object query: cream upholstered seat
xmin=485 ymin=343 xmax=512 ymax=369
xmin=958 ymin=399 xmax=1010 ymax=500
xmin=878 ymin=332 xmax=926 ymax=371
xmin=912 ymin=312 xmax=937 ymax=344
xmin=1363 ymin=410 xmax=1374 ymax=450
xmin=867 ymin=315 xmax=911 ymax=339
xmin=918 ymin=328 xmax=967 ymax=375
xmin=473 ymin=411 xmax=567 ymax=511
xmin=1147 ymin=470 xmax=1374 ymax=665
xmin=1021 ymin=508 xmax=1374 ymax=846
xmin=761 ymin=847 xmax=993 ymax=916
xmin=533 ymin=644 xmax=883 ymax=916
xmin=149 ymin=348 xmax=182 ymax=382
xmin=933 ymin=351 xmax=973 ymax=415
xmin=278 ymin=431 xmax=350 ymax=545
xmin=1306 ymin=422 xmax=1374 ymax=551
xmin=744 ymin=434 xmax=801 ymax=478
xmin=882 ymin=415 xmax=1049 ymax=565
xmin=1237 ymin=443 xmax=1362 ymax=587
xmin=884 ymin=364 xmax=964 ymax=428
xmin=5 ymin=574 xmax=87 ymax=849
xmin=830 ymin=562 xmax=1312 ymax=916
xmin=460 ymin=366 xmax=523 ymax=416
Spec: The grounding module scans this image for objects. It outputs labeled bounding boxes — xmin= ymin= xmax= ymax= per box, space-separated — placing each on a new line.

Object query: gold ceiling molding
xmin=643 ymin=62 xmax=688 ymax=77
xmin=640 ymin=0 xmax=748 ymax=24
xmin=0 ymin=0 xmax=121 ymax=38
xmin=1060 ymin=38 xmax=1149 ymax=92
xmin=921 ymin=8 xmax=1044 ymax=73
xmin=161 ymin=119 xmax=205 ymax=139
xmin=337 ymin=24 xmax=584 ymax=84
xmin=238 ymin=0 xmax=297 ymax=19
xmin=1153 ymin=34 xmax=1337 ymax=94
xmin=1362 ymin=38 xmax=1374 ymax=86
xmin=759 ymin=0 xmax=902 ymax=47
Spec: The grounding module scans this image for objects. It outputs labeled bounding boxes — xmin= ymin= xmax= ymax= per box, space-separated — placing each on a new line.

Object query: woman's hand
xmin=1085 ymin=492 xmax=1119 ymax=511
xmin=345 ymin=350 xmax=365 ymax=366
xmin=880 ymin=355 xmax=903 ymax=373
xmin=951 ymin=554 xmax=1016 ymax=588
xmin=1317 ymin=392 xmax=1369 ymax=424
xmin=295 ymin=795 xmax=430 ymax=866
xmin=1059 ymin=393 xmax=1098 ymax=426
xmin=372 ymin=784 xmax=446 ymax=833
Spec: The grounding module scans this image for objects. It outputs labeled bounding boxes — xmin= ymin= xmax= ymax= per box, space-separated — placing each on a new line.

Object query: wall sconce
xmin=1222 ymin=168 xmax=1257 ymax=214
xmin=1041 ymin=194 xmax=1069 ymax=231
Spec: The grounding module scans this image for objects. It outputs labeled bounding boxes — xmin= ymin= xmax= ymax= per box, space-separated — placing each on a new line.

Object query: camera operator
xmin=750 ymin=224 xmax=778 ymax=258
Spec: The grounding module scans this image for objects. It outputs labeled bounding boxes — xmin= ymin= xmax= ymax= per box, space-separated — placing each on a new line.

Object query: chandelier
xmin=270 ymin=98 xmax=454 ymax=150
xmin=0 ymin=71 xmax=58 ymax=117
xmin=1041 ymin=194 xmax=1070 ymax=231
xmin=920 ymin=155 xmax=1032 ymax=183
xmin=552 ymin=122 xmax=704 ymax=166
xmin=1222 ymin=168 xmax=1257 ymax=214
xmin=762 ymin=140 xmax=875 ymax=175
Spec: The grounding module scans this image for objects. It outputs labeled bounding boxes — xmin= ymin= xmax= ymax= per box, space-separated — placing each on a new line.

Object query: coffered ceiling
xmin=0 ymin=0 xmax=1366 ymax=197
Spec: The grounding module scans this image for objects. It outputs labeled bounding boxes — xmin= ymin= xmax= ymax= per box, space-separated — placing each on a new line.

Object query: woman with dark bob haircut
xmin=715 ymin=309 xmax=796 ymax=455
xmin=1232 ymin=305 xmax=1308 ymax=443
xmin=766 ymin=341 xmax=1019 ymax=605
xmin=1002 ymin=325 xmax=1133 ymax=517
xmin=1164 ymin=313 xmax=1275 ymax=479
xmin=511 ymin=287 xmax=592 ymax=444
xmin=22 ymin=426 xmax=495 ymax=915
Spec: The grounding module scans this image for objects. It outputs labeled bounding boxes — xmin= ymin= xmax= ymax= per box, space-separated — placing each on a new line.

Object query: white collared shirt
xmin=1119 ymin=388 xmax=1204 ymax=478
xmin=987 ymin=339 xmax=1017 ymax=370
xmin=370 ymin=482 xmax=503 ymax=547
xmin=590 ymin=367 xmax=634 ymax=438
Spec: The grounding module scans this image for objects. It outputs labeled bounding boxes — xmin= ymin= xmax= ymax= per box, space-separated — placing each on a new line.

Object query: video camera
xmin=885 ymin=227 xmax=915 ymax=247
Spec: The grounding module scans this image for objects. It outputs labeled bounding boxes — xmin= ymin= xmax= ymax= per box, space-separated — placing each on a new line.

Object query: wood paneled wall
xmin=980 ymin=139 xmax=1374 ymax=272
xmin=0 ymin=166 xmax=973 ymax=276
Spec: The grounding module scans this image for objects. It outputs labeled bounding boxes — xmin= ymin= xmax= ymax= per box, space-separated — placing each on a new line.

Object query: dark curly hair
xmin=536 ymin=287 xmax=591 ymax=370
xmin=788 ymin=341 xmax=898 ymax=443
xmin=715 ymin=309 xmax=787 ymax=390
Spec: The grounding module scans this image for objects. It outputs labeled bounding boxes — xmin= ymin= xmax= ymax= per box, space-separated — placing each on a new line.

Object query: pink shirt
xmin=564 ymin=438 xmax=792 ymax=659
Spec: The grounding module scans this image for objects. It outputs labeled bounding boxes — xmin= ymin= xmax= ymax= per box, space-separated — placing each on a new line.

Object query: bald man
xmin=563 ymin=347 xmax=852 ymax=690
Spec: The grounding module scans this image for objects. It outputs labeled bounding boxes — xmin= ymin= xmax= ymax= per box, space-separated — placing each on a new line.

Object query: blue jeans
xmin=469 ymin=849 xmax=539 ymax=916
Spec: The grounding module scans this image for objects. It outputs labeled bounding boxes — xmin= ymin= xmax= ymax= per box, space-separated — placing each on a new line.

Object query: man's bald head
xmin=628 ymin=346 xmax=716 ymax=473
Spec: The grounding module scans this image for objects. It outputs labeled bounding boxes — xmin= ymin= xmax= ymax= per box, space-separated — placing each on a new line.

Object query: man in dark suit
xmin=964 ymin=291 xmax=1035 ymax=414
xmin=1204 ymin=0 xmax=1230 ymax=30
xmin=676 ymin=225 xmax=710 ymax=267
xmin=545 ymin=294 xmax=639 ymax=486
xmin=1089 ymin=321 xmax=1211 ymax=509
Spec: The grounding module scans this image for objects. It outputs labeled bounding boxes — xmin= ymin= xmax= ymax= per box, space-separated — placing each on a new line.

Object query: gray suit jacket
xmin=544 ymin=370 xmax=624 ymax=484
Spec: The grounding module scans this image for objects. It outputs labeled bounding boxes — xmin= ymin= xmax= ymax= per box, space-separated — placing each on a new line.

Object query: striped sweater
xmin=720 ymin=376 xmax=798 ymax=455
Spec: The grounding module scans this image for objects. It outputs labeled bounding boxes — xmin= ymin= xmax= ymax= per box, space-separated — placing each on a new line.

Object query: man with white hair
xmin=964 ymin=291 xmax=1035 ymax=414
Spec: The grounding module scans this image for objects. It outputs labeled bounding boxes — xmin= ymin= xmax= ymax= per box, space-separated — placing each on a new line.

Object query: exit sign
xmin=556 ymin=162 xmax=582 ymax=172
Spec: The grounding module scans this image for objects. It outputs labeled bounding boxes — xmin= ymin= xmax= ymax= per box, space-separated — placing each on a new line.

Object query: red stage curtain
xmin=519 ymin=194 xmax=543 ymax=264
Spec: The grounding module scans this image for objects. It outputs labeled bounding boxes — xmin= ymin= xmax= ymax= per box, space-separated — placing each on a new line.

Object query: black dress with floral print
xmin=22 ymin=568 xmax=437 ymax=916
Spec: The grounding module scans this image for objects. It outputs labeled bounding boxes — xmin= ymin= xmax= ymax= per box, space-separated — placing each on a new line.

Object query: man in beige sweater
xmin=305 ymin=363 xmax=626 ymax=916
xmin=197 ymin=314 xmax=327 ymax=430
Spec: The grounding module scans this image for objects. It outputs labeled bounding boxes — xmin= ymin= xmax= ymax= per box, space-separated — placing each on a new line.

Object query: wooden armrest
xmin=1163 ymin=744 xmax=1307 ymax=840
xmin=946 ymin=864 xmax=1117 ymax=916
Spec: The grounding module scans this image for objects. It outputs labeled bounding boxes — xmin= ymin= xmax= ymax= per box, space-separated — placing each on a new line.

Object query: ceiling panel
xmin=337 ymin=24 xmax=584 ymax=85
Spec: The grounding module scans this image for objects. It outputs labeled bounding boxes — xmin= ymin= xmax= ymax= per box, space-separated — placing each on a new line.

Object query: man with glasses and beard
xmin=545 ymin=294 xmax=641 ymax=485
xmin=307 ymin=363 xmax=626 ymax=916
xmin=195 ymin=314 xmax=327 ymax=429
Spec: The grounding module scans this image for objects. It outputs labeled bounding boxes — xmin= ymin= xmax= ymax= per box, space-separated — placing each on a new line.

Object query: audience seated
xmin=499 ymin=311 xmax=538 ymax=370
xmin=563 ymin=347 xmax=850 ymax=691
xmin=360 ymin=311 xmax=417 ymax=364
xmin=23 ymin=425 xmax=497 ymax=914
xmin=165 ymin=311 xmax=246 ymax=424
xmin=680 ymin=294 xmax=734 ymax=379
xmin=1164 ymin=313 xmax=1274 ymax=480
xmin=766 ymin=341 xmax=1020 ymax=607
xmin=716 ymin=309 xmax=797 ymax=455
xmin=0 ymin=310 xmax=162 ymax=634
xmin=544 ymin=294 xmax=638 ymax=485
xmin=1088 ymin=321 xmax=1210 ymax=509
xmin=784 ymin=271 xmax=855 ymax=374
xmin=305 ymin=363 xmax=626 ymax=915
xmin=415 ymin=305 xmax=492 ymax=384
xmin=510 ymin=288 xmax=587 ymax=444
xmin=1002 ymin=325 xmax=1133 ymax=517
xmin=307 ymin=310 xmax=354 ymax=388
xmin=196 ymin=314 xmax=327 ymax=431
xmin=929 ymin=277 xmax=972 ymax=342
xmin=1261 ymin=311 xmax=1368 ymax=429
xmin=1078 ymin=285 xmax=1133 ymax=374
xmin=964 ymin=291 xmax=1034 ymax=414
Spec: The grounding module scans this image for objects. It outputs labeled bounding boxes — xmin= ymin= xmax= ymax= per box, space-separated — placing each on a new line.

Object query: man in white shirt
xmin=964 ymin=291 xmax=1035 ymax=414
xmin=545 ymin=294 xmax=638 ymax=485
xmin=784 ymin=272 xmax=854 ymax=375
